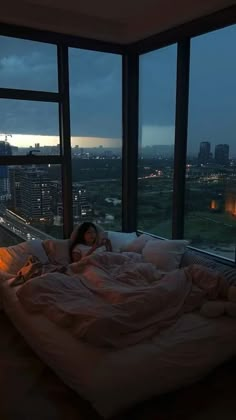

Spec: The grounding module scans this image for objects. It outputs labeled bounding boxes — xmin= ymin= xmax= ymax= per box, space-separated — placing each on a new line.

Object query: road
xmin=0 ymin=205 xmax=53 ymax=241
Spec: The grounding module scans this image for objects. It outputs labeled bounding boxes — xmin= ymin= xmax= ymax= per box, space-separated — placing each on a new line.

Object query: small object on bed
xmin=200 ymin=301 xmax=225 ymax=318
xmin=10 ymin=255 xmax=42 ymax=287
xmin=0 ymin=240 xmax=48 ymax=274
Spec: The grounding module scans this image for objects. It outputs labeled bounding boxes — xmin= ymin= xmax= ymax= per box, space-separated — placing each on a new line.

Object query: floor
xmin=0 ymin=311 xmax=235 ymax=420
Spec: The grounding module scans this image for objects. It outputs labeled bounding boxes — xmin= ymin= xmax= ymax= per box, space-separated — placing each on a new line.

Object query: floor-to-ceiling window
xmin=138 ymin=45 xmax=177 ymax=238
xmin=185 ymin=24 xmax=236 ymax=261
xmin=1 ymin=16 xmax=235 ymax=265
xmin=69 ymin=49 xmax=122 ymax=231
xmin=0 ymin=36 xmax=63 ymax=243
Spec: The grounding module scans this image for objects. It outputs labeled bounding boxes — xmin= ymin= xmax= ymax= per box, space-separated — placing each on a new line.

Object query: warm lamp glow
xmin=225 ymin=196 xmax=236 ymax=216
xmin=210 ymin=200 xmax=217 ymax=210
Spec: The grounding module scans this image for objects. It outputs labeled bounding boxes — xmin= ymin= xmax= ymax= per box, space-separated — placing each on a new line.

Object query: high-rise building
xmin=215 ymin=144 xmax=229 ymax=165
xmin=75 ymin=184 xmax=93 ymax=219
xmin=20 ymin=167 xmax=53 ymax=222
xmin=198 ymin=141 xmax=211 ymax=164
xmin=0 ymin=141 xmax=12 ymax=196
xmin=50 ymin=182 xmax=93 ymax=223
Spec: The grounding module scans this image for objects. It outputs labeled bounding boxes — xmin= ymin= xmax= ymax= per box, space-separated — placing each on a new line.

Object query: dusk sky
xmin=0 ymin=23 xmax=235 ymax=156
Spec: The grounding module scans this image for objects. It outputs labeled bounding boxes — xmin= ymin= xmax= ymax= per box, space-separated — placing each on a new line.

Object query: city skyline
xmin=0 ymin=134 xmax=235 ymax=159
xmin=0 ymin=24 xmax=235 ymax=153
xmin=0 ymin=134 xmax=122 ymax=149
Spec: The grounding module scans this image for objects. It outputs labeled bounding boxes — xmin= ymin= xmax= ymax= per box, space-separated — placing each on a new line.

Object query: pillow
xmin=70 ymin=223 xmax=106 ymax=244
xmin=142 ymin=239 xmax=189 ymax=271
xmin=107 ymin=231 xmax=137 ymax=252
xmin=0 ymin=240 xmax=49 ymax=274
xmin=121 ymin=234 xmax=153 ymax=253
xmin=42 ymin=239 xmax=71 ymax=265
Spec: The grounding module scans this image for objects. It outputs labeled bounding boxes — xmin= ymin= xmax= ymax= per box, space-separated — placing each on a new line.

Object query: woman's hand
xmin=101 ymin=238 xmax=112 ymax=251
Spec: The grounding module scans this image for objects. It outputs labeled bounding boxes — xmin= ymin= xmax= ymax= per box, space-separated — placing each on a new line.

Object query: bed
xmin=0 ymin=233 xmax=236 ymax=418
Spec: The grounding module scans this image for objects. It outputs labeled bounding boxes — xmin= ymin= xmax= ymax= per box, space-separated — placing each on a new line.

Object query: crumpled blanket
xmin=16 ymin=252 xmax=229 ymax=349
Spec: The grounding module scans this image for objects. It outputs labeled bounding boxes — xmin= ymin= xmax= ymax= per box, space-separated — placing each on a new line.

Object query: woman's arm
xmin=72 ymin=249 xmax=82 ymax=262
xmin=72 ymin=244 xmax=100 ymax=261
xmin=85 ymin=243 xmax=98 ymax=256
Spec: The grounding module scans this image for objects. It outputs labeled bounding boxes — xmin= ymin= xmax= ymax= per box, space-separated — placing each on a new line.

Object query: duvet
xmin=16 ymin=251 xmax=226 ymax=348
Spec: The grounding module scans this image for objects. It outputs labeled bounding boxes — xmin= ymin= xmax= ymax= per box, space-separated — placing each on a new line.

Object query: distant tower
xmin=215 ymin=144 xmax=229 ymax=165
xmin=198 ymin=141 xmax=211 ymax=164
xmin=0 ymin=140 xmax=12 ymax=195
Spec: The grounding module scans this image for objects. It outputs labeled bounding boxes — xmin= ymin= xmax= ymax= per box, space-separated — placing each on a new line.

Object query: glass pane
xmin=0 ymin=164 xmax=63 ymax=243
xmin=138 ymin=45 xmax=177 ymax=238
xmin=185 ymin=25 xmax=236 ymax=261
xmin=0 ymin=36 xmax=58 ymax=91
xmin=0 ymin=99 xmax=60 ymax=155
xmin=69 ymin=49 xmax=122 ymax=231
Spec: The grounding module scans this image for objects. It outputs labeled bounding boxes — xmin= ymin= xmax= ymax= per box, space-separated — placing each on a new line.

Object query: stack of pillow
xmin=102 ymin=230 xmax=189 ymax=272
xmin=43 ymin=228 xmax=189 ymax=272
xmin=120 ymin=233 xmax=189 ymax=271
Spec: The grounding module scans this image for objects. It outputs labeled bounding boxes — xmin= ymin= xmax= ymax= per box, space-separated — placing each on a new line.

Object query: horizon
xmin=1 ymin=134 xmax=235 ymax=159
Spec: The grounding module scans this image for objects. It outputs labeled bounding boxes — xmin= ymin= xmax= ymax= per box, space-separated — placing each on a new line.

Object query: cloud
xmin=0 ymin=99 xmax=58 ymax=135
xmin=0 ymin=27 xmax=236 ymax=155
xmin=141 ymin=124 xmax=175 ymax=146
xmin=69 ymin=49 xmax=122 ymax=138
xmin=0 ymin=37 xmax=57 ymax=91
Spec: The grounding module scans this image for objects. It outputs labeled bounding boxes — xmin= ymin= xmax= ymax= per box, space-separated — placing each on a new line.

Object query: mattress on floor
xmin=1 ymin=277 xmax=236 ymax=418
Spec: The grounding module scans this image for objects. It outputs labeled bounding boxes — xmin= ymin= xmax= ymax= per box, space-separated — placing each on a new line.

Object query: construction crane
xmin=0 ymin=134 xmax=12 ymax=142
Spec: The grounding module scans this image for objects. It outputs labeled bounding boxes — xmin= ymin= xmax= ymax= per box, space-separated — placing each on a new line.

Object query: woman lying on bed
xmin=70 ymin=222 xmax=112 ymax=262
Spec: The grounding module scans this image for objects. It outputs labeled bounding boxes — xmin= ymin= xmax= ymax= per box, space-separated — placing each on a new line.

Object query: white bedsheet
xmin=1 ymin=277 xmax=236 ymax=418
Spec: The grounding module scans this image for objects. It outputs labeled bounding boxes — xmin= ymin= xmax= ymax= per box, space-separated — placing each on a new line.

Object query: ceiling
xmin=0 ymin=0 xmax=235 ymax=44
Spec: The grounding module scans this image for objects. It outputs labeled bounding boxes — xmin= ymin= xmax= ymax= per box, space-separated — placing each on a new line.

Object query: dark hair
xmin=70 ymin=222 xmax=97 ymax=261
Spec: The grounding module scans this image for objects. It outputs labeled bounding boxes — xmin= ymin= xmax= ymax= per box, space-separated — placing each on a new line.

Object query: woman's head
xmin=74 ymin=222 xmax=98 ymax=246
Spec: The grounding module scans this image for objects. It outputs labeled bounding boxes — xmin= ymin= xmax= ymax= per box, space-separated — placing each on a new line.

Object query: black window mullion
xmin=0 ymin=87 xmax=60 ymax=102
xmin=0 ymin=155 xmax=62 ymax=166
xmin=57 ymin=44 xmax=73 ymax=239
xmin=172 ymin=39 xmax=190 ymax=239
xmin=122 ymin=52 xmax=139 ymax=233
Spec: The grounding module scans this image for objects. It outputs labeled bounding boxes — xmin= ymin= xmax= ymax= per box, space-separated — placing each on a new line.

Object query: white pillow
xmin=107 ymin=231 xmax=137 ymax=252
xmin=42 ymin=239 xmax=71 ymax=265
xmin=142 ymin=239 xmax=189 ymax=271
xmin=0 ymin=240 xmax=49 ymax=274
xmin=122 ymin=234 xmax=152 ymax=253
